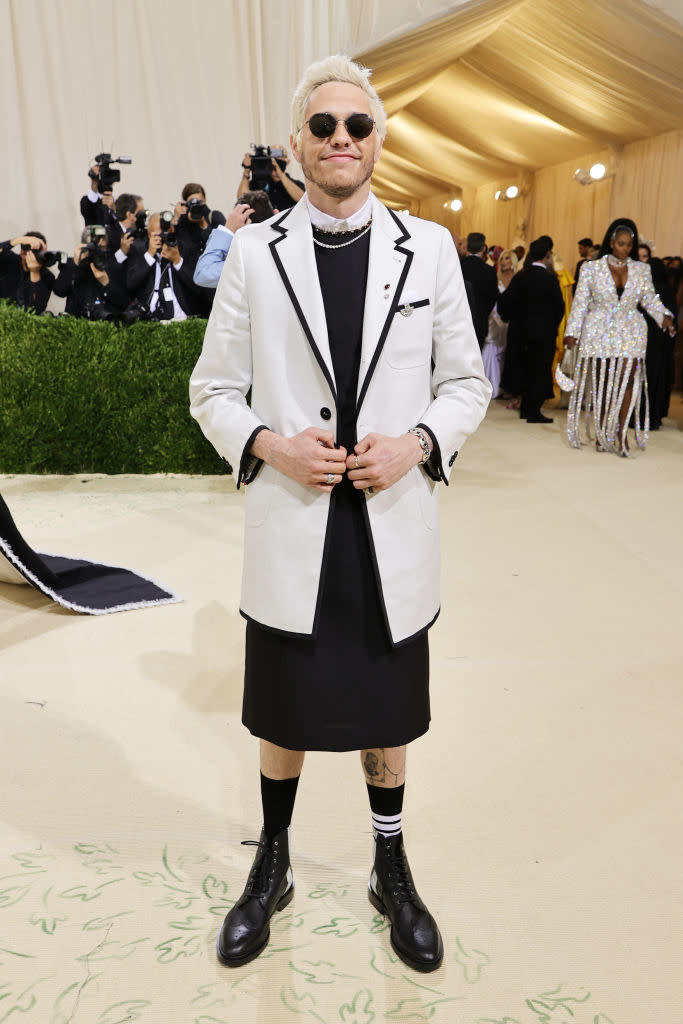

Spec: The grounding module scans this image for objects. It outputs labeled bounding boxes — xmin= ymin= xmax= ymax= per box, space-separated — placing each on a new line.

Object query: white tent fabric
xmin=1 ymin=0 xmax=682 ymax=263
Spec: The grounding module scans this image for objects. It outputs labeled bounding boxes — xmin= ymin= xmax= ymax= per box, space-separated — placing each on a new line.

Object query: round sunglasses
xmin=305 ymin=112 xmax=375 ymax=140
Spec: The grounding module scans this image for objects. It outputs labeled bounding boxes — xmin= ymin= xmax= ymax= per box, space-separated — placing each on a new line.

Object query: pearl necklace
xmin=313 ymin=223 xmax=372 ymax=249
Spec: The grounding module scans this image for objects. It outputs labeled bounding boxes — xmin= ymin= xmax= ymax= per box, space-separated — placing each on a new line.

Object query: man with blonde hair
xmin=190 ymin=54 xmax=490 ymax=972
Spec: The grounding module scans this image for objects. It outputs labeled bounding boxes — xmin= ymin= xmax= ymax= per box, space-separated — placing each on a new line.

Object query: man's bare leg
xmin=361 ymin=745 xmax=405 ymax=787
xmin=261 ymin=739 xmax=305 ymax=779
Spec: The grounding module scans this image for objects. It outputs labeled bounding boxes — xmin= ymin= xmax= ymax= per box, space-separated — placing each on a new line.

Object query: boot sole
xmin=216 ymin=884 xmax=295 ymax=967
xmin=367 ymin=886 xmax=444 ymax=973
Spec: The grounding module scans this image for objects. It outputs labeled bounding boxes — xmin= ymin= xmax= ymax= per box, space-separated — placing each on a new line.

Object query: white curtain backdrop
xmin=0 ymin=0 xmax=457 ymax=249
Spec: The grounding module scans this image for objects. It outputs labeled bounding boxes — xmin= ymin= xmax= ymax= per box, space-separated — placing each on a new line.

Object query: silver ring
xmin=354 ymin=455 xmax=359 ymax=468
xmin=327 ymin=473 xmax=335 ymax=484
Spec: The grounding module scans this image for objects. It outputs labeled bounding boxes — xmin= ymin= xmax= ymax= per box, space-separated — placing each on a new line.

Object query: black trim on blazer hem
xmin=237 ymin=424 xmax=269 ymax=488
xmin=239 ymin=604 xmax=440 ymax=650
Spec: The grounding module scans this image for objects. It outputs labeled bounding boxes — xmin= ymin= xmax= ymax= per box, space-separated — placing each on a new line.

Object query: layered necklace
xmin=313 ymin=220 xmax=372 ymax=250
xmin=607 ymin=254 xmax=629 ymax=267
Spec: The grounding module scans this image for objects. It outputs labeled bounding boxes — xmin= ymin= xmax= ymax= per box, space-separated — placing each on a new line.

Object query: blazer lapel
xmin=268 ymin=200 xmax=336 ymax=402
xmin=357 ymin=200 xmax=413 ymax=410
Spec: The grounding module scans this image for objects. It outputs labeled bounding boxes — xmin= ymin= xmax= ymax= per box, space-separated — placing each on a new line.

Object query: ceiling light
xmin=450 ymin=198 xmax=462 ymax=212
xmin=495 ymin=190 xmax=502 ymax=200
xmin=505 ymin=185 xmax=519 ymax=199
xmin=590 ymin=162 xmax=606 ymax=180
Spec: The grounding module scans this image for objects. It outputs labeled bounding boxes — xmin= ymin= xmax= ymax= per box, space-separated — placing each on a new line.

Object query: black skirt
xmin=242 ymin=476 xmax=430 ymax=752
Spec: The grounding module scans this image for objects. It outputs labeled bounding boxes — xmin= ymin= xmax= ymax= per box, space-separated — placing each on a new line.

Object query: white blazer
xmin=190 ymin=196 xmax=491 ymax=644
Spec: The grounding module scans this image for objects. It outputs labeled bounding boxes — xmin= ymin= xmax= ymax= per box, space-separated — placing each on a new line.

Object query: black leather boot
xmin=368 ymin=831 xmax=443 ymax=972
xmin=216 ymin=828 xmax=294 ymax=966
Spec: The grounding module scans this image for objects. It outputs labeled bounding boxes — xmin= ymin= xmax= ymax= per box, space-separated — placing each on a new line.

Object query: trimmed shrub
xmin=0 ymin=302 xmax=227 ymax=474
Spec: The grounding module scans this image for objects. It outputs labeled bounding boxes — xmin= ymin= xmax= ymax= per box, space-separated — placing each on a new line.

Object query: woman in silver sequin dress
xmin=563 ymin=218 xmax=674 ymax=456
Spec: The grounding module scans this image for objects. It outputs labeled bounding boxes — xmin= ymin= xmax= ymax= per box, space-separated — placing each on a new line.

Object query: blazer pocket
xmin=385 ymin=301 xmax=431 ymax=369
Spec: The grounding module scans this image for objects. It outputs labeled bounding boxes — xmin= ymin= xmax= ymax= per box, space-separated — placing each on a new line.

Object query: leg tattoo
xmin=363 ymin=748 xmax=402 ymax=787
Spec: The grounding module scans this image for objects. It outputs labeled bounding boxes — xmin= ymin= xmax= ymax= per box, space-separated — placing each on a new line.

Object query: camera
xmin=88 ymin=152 xmax=132 ymax=194
xmin=79 ymin=225 xmax=109 ymax=272
xmin=160 ymin=210 xmax=177 ymax=246
xmin=249 ymin=144 xmax=285 ymax=189
xmin=20 ymin=243 xmax=66 ymax=269
xmin=185 ymin=197 xmax=210 ymax=222
xmin=126 ymin=209 xmax=150 ymax=240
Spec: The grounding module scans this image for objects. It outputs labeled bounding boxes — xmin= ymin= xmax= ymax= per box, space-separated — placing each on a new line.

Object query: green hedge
xmin=0 ymin=301 xmax=227 ymax=474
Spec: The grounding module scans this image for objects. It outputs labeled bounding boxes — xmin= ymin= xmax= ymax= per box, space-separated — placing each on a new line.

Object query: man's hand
xmin=25 ymin=249 xmax=41 ymax=277
xmin=102 ymin=191 xmax=115 ymax=211
xmin=119 ymin=232 xmax=133 ymax=257
xmin=91 ymin=264 xmax=109 ymax=286
xmin=270 ymin=157 xmax=286 ymax=182
xmin=147 ymin=231 xmax=162 ymax=258
xmin=226 ymin=203 xmax=253 ymax=233
xmin=74 ymin=244 xmax=86 ymax=264
xmin=346 ymin=433 xmax=424 ymax=493
xmin=161 ymin=242 xmax=181 ymax=265
xmin=172 ymin=200 xmax=185 ymax=225
xmin=252 ymin=427 xmax=347 ymax=492
xmin=10 ymin=235 xmax=42 ymax=249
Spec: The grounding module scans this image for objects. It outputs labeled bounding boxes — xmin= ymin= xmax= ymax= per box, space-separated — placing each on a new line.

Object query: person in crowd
xmin=238 ymin=145 xmax=304 ymax=210
xmin=461 ymin=232 xmax=499 ymax=347
xmin=172 ymin=183 xmax=226 ymax=261
xmin=126 ymin=213 xmax=204 ymax=320
xmin=637 ymin=242 xmax=652 ymax=263
xmin=642 ymin=255 xmax=678 ymax=430
xmin=487 ymin=244 xmax=503 ymax=269
xmin=563 ymin=218 xmax=674 ymax=455
xmin=452 ymin=234 xmax=467 ymax=260
xmin=105 ymin=193 xmax=146 ymax=267
xmin=497 ymin=235 xmax=565 ymax=423
xmin=194 ymin=191 xmax=274 ymax=291
xmin=0 ymin=232 xmax=55 ymax=313
xmin=190 ymin=53 xmax=490 ymax=973
xmin=53 ymin=227 xmax=129 ymax=319
xmin=573 ymin=236 xmax=593 ymax=295
xmin=481 ymin=248 xmax=518 ymax=398
xmin=80 ymin=163 xmax=118 ymax=227
xmin=513 ymin=243 xmax=525 ymax=265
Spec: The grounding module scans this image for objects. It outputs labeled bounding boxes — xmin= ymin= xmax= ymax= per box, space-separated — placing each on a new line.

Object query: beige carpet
xmin=2 ymin=399 xmax=682 ymax=1024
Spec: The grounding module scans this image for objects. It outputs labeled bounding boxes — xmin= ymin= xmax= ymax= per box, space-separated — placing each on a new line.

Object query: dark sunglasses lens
xmin=309 ymin=113 xmax=337 ymax=138
xmin=346 ymin=114 xmax=374 ymax=139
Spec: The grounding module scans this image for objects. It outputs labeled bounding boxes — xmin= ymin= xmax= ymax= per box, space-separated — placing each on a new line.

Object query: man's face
xmin=291 ymin=81 xmax=382 ymax=202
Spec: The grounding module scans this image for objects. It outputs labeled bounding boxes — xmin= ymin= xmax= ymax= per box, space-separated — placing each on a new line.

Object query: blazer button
xmin=449 ymin=452 xmax=458 ymax=467
xmin=320 ymin=407 xmax=331 ymax=420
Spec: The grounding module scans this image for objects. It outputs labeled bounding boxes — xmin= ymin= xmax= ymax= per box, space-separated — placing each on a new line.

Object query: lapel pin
xmin=384 ymin=283 xmax=391 ymax=300
xmin=400 ymin=303 xmax=414 ymax=317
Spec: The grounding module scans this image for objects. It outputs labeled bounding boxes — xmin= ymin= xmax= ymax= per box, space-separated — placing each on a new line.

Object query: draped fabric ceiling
xmin=360 ymin=0 xmax=683 ymax=202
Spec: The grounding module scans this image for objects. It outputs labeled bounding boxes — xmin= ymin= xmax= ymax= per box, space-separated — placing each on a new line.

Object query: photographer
xmin=126 ymin=212 xmax=204 ymax=320
xmin=53 ymin=227 xmax=129 ymax=319
xmin=194 ymin=191 xmax=274 ymax=290
xmin=80 ymin=163 xmax=117 ymax=227
xmin=172 ymin=183 xmax=226 ymax=261
xmin=107 ymin=193 xmax=146 ymax=262
xmin=0 ymin=232 xmax=56 ymax=313
xmin=238 ymin=144 xmax=303 ymax=210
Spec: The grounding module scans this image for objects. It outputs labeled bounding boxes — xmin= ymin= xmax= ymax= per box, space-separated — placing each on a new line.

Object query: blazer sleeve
xmin=189 ymin=230 xmax=266 ymax=482
xmin=417 ymin=229 xmax=492 ymax=484
xmin=638 ymin=263 xmax=673 ymax=326
xmin=565 ymin=259 xmax=594 ymax=338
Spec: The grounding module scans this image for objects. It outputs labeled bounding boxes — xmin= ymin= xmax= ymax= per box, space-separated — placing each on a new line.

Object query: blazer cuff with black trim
xmin=416 ymin=421 xmax=455 ymax=483
xmin=238 ymin=424 xmax=269 ymax=487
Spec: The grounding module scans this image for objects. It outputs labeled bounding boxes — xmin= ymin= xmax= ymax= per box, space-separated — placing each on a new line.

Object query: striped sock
xmin=367 ymin=782 xmax=404 ymax=838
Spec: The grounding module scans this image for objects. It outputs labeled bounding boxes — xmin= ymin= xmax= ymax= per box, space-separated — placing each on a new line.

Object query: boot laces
xmin=383 ymin=839 xmax=415 ymax=904
xmin=241 ymin=838 xmax=278 ymax=895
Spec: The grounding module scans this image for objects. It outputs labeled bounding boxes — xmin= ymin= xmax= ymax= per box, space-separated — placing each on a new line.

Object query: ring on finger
xmin=327 ymin=473 xmax=335 ymax=484
xmin=354 ymin=455 xmax=359 ymax=468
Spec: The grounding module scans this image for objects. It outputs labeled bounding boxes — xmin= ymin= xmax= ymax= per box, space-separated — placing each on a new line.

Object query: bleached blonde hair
xmin=291 ymin=55 xmax=387 ymax=153
xmin=497 ymin=248 xmax=518 ymax=283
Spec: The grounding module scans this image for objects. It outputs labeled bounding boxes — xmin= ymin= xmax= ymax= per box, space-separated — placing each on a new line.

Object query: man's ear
xmin=290 ymin=132 xmax=300 ymax=165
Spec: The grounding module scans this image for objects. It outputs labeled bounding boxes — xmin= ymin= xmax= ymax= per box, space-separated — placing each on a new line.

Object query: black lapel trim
xmin=269 ymin=210 xmax=337 ymax=405
xmin=356 ymin=208 xmax=413 ymax=413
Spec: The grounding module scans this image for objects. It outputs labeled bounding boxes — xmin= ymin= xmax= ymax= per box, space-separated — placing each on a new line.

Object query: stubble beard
xmin=301 ymin=154 xmax=374 ymax=200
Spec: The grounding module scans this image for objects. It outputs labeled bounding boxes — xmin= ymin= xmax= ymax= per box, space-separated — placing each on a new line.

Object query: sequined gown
xmin=565 ymin=256 xmax=672 ymax=453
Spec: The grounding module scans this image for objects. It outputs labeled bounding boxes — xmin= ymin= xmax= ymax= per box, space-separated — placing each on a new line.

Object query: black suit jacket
xmin=497 ymin=266 xmax=565 ymax=344
xmin=126 ymin=251 xmax=204 ymax=316
xmin=461 ymin=255 xmax=498 ymax=345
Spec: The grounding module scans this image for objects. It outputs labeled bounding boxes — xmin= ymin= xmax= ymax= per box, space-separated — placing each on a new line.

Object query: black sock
xmin=260 ymin=772 xmax=300 ymax=840
xmin=367 ymin=782 xmax=404 ymax=838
